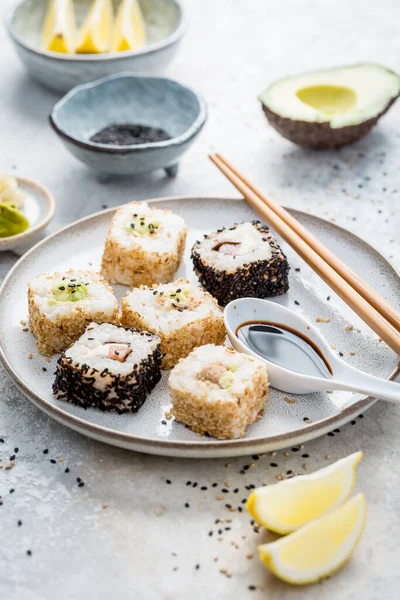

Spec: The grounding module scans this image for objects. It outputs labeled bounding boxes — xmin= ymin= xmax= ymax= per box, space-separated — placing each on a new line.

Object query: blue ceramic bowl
xmin=7 ymin=0 xmax=186 ymax=94
xmin=49 ymin=73 xmax=207 ymax=177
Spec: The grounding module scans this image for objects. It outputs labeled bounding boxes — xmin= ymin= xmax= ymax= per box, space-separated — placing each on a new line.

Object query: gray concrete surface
xmin=1 ymin=0 xmax=400 ymax=598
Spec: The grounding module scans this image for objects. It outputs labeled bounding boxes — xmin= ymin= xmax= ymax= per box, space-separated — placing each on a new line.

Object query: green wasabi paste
xmin=0 ymin=203 xmax=29 ymax=238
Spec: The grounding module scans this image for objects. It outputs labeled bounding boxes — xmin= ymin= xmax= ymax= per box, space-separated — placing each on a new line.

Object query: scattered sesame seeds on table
xmin=1 ymin=0 xmax=400 ymax=598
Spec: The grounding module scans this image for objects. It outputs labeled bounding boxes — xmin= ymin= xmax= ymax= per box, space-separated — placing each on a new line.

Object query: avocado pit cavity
xmin=296 ymin=85 xmax=357 ymax=116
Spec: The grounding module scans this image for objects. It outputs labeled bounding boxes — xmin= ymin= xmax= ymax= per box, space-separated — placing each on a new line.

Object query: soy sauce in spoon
xmin=235 ymin=321 xmax=333 ymax=379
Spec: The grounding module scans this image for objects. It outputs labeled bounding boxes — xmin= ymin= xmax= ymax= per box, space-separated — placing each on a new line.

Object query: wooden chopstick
xmin=215 ymin=153 xmax=400 ymax=335
xmin=209 ymin=153 xmax=400 ymax=355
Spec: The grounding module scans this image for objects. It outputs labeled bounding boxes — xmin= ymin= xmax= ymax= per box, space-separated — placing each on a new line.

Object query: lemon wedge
xmin=76 ymin=0 xmax=113 ymax=54
xmin=112 ymin=0 xmax=147 ymax=52
xmin=42 ymin=0 xmax=76 ymax=54
xmin=258 ymin=493 xmax=366 ymax=585
xmin=246 ymin=451 xmax=362 ymax=534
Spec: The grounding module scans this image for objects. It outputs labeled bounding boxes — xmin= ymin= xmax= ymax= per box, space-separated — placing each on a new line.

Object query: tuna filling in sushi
xmin=53 ymin=322 xmax=162 ymax=414
xmin=191 ymin=221 xmax=290 ymax=305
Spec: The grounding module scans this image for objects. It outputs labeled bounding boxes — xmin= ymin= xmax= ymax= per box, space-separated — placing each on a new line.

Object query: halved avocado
xmin=259 ymin=64 xmax=400 ymax=149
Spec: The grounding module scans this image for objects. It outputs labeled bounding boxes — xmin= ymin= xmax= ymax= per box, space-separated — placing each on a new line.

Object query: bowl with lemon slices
xmin=7 ymin=0 xmax=186 ymax=94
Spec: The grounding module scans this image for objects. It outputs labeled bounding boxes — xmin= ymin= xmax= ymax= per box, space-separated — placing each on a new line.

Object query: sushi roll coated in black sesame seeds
xmin=53 ymin=322 xmax=162 ymax=414
xmin=191 ymin=221 xmax=290 ymax=305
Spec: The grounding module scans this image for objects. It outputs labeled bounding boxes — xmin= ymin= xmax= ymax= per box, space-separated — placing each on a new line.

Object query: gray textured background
xmin=1 ymin=0 xmax=400 ymax=598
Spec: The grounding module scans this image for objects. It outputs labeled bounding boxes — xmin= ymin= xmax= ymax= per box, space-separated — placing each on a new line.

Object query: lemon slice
xmin=42 ymin=0 xmax=76 ymax=54
xmin=246 ymin=451 xmax=362 ymax=534
xmin=112 ymin=0 xmax=147 ymax=52
xmin=76 ymin=0 xmax=113 ymax=54
xmin=258 ymin=493 xmax=366 ymax=585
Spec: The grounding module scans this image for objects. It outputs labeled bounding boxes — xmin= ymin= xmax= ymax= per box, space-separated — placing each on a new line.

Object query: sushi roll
xmin=53 ymin=322 xmax=162 ymax=413
xmin=101 ymin=201 xmax=187 ymax=286
xmin=28 ymin=269 xmax=119 ymax=355
xmin=120 ymin=278 xmax=226 ymax=369
xmin=191 ymin=221 xmax=290 ymax=305
xmin=168 ymin=344 xmax=269 ymax=440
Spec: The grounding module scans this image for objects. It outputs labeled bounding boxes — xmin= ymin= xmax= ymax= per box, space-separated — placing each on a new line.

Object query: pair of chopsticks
xmin=209 ymin=153 xmax=400 ymax=355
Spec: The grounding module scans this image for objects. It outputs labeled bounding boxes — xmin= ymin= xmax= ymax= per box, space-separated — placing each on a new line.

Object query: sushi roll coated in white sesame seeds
xmin=168 ymin=344 xmax=269 ymax=440
xmin=53 ymin=322 xmax=162 ymax=413
xmin=101 ymin=201 xmax=187 ymax=287
xmin=191 ymin=221 xmax=290 ymax=305
xmin=120 ymin=278 xmax=226 ymax=369
xmin=28 ymin=269 xmax=119 ymax=355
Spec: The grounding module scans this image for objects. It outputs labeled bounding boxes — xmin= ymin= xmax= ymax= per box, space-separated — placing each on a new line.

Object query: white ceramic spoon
xmin=224 ymin=298 xmax=400 ymax=401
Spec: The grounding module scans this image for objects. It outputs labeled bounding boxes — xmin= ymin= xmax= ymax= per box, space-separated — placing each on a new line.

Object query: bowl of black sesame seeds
xmin=49 ymin=72 xmax=207 ymax=178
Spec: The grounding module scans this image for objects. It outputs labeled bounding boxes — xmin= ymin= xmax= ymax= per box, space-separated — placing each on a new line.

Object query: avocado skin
xmin=261 ymin=94 xmax=399 ymax=149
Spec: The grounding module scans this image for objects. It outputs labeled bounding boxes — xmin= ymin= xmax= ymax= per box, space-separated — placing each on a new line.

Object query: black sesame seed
xmin=248 ymin=585 xmax=256 ymax=591
xmin=234 ymin=488 xmax=239 ymax=493
xmin=166 ymin=479 xmax=171 ymax=484
xmin=78 ymin=482 xmax=85 ymax=488
xmin=359 ymin=414 xmax=364 ymax=419
xmin=291 ymin=448 xmax=299 ymax=452
xmin=161 ymin=420 xmax=167 ymax=425
xmin=14 ymin=447 xmax=19 ymax=453
xmin=195 ymin=564 xmax=200 ymax=570
xmin=328 ymin=432 xmax=335 ymax=437
xmin=192 ymin=483 xmax=198 ymax=488
xmin=240 ymin=469 xmax=245 ymax=474
xmin=186 ymin=481 xmax=191 ymax=486
xmin=65 ymin=468 xmax=70 ymax=473
xmin=18 ymin=520 xmax=22 ymax=526
xmin=351 ymin=420 xmax=356 ymax=425
xmin=185 ymin=502 xmax=190 ymax=508
xmin=327 ymin=296 xmax=331 ymax=301
xmin=26 ymin=550 xmax=32 ymax=556
xmin=225 ymin=504 xmax=232 ymax=509
xmin=218 ymin=529 xmax=223 ymax=535
xmin=339 ymin=352 xmax=344 ymax=357
xmin=286 ymin=470 xmax=292 ymax=475
xmin=77 ymin=478 xmax=81 ymax=483
xmin=201 ymin=486 xmax=207 ymax=491
xmin=209 ymin=531 xmax=213 ymax=536
xmin=10 ymin=488 xmax=15 ymax=494
xmin=334 ymin=428 xmax=340 ymax=433
xmin=222 ymin=489 xmax=229 ymax=493
xmin=270 ymin=463 xmax=278 ymax=467
xmin=243 ymin=465 xmax=250 ymax=470
xmin=42 ymin=367 xmax=47 ymax=372
xmin=43 ymin=448 xmax=49 ymax=454
xmin=0 ymin=438 xmax=3 ymax=443
xmin=295 ymin=267 xmax=301 ymax=272
xmin=302 ymin=454 xmax=309 ymax=458
xmin=238 ymin=506 xmax=243 ymax=512
xmin=50 ymin=459 xmax=56 ymax=464
xmin=212 ymin=483 xmax=218 ymax=487
xmin=294 ymin=300 xmax=300 ymax=306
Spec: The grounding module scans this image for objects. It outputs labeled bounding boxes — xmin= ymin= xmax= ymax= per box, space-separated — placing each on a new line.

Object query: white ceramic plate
xmin=0 ymin=197 xmax=399 ymax=458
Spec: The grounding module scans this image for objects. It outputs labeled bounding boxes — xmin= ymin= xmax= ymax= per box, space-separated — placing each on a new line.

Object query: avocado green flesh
xmin=0 ymin=204 xmax=29 ymax=238
xmin=259 ymin=64 xmax=400 ymax=128
xmin=49 ymin=282 xmax=89 ymax=304
xmin=124 ymin=216 xmax=159 ymax=236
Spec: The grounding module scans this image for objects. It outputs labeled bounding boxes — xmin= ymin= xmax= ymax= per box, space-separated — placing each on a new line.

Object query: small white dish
xmin=0 ymin=176 xmax=55 ymax=254
xmin=225 ymin=298 xmax=400 ymax=402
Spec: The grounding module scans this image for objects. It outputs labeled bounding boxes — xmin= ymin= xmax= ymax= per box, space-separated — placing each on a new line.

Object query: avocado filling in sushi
xmin=48 ymin=280 xmax=89 ymax=305
xmin=123 ymin=214 xmax=160 ymax=236
xmin=197 ymin=362 xmax=239 ymax=389
xmin=151 ymin=286 xmax=201 ymax=312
